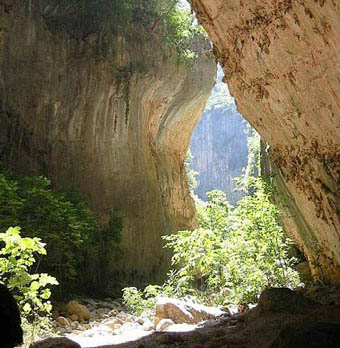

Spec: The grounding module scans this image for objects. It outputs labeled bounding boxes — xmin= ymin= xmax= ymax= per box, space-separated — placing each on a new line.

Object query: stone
xmin=56 ymin=316 xmax=70 ymax=327
xmin=156 ymin=319 xmax=175 ymax=331
xmin=29 ymin=337 xmax=80 ymax=348
xmin=0 ymin=284 xmax=23 ymax=348
xmin=191 ymin=0 xmax=340 ymax=284
xmin=154 ymin=297 xmax=224 ymax=328
xmin=247 ymin=288 xmax=318 ymax=323
xmin=68 ymin=314 xmax=79 ymax=322
xmin=102 ymin=318 xmax=117 ymax=330
xmin=0 ymin=1 xmax=216 ymax=288
xmin=66 ymin=301 xmax=91 ymax=322
xmin=96 ymin=308 xmax=110 ymax=317
xmin=268 ymin=322 xmax=340 ymax=348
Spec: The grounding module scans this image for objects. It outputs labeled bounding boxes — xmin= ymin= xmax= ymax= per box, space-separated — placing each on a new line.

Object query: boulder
xmin=29 ymin=337 xmax=80 ymax=348
xmin=156 ymin=319 xmax=175 ymax=331
xmin=66 ymin=301 xmax=91 ymax=322
xmin=56 ymin=316 xmax=70 ymax=327
xmin=247 ymin=288 xmax=319 ymax=323
xmin=0 ymin=284 xmax=23 ymax=348
xmin=268 ymin=322 xmax=340 ymax=348
xmin=154 ymin=298 xmax=224 ymax=328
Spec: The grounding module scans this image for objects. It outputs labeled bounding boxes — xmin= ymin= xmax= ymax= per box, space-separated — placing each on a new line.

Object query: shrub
xmin=0 ymin=169 xmax=98 ymax=286
xmin=163 ymin=177 xmax=300 ymax=305
xmin=0 ymin=227 xmax=58 ymax=345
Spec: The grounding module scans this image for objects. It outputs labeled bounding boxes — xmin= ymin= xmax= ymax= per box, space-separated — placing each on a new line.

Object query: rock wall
xmin=190 ymin=70 xmax=248 ymax=204
xmin=191 ymin=0 xmax=340 ymax=283
xmin=0 ymin=1 xmax=216 ymax=286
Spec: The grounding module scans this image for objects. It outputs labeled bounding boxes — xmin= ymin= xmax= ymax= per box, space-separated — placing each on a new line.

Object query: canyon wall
xmin=191 ymin=0 xmax=340 ymax=283
xmin=0 ymin=0 xmax=216 ymax=286
xmin=190 ymin=69 xmax=248 ymax=204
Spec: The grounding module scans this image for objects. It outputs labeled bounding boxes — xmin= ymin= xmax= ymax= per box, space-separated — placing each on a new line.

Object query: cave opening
xmin=3 ymin=0 xmax=340 ymax=346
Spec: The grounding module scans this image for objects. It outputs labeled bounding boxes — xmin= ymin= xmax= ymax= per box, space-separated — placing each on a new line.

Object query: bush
xmin=0 ymin=168 xmax=123 ymax=295
xmin=0 ymin=227 xmax=58 ymax=345
xmin=163 ymin=177 xmax=300 ymax=305
xmin=0 ymin=169 xmax=98 ymax=285
xmin=122 ymin=178 xmax=299 ymax=317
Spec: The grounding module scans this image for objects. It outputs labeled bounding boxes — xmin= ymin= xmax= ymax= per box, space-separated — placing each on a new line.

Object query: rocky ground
xmin=32 ymin=286 xmax=340 ymax=348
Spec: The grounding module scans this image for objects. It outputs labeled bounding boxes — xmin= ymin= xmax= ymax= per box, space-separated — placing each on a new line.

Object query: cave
xmin=1 ymin=0 xmax=340 ymax=347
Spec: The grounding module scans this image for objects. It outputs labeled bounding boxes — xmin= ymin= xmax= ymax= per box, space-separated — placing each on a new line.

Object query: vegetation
xmin=0 ymin=168 xmax=122 ymax=295
xmin=0 ymin=227 xmax=58 ymax=345
xmin=43 ymin=0 xmax=207 ymax=61
xmin=244 ymin=126 xmax=261 ymax=179
xmin=185 ymin=149 xmax=198 ymax=193
xmin=123 ymin=177 xmax=300 ymax=313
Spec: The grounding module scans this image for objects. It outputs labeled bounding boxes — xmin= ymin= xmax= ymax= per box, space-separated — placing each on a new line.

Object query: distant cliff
xmin=190 ymin=70 xmax=248 ymax=205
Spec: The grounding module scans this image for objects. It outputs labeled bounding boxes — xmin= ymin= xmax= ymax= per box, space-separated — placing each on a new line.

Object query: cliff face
xmin=0 ymin=1 xmax=216 ymax=285
xmin=190 ymin=71 xmax=248 ymax=204
xmin=191 ymin=0 xmax=340 ymax=283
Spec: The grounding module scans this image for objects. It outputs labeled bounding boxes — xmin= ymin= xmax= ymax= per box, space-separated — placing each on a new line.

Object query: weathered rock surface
xmin=191 ymin=0 xmax=340 ymax=283
xmin=0 ymin=1 xmax=216 ymax=287
xmin=85 ymin=288 xmax=340 ymax=348
xmin=190 ymin=67 xmax=248 ymax=205
xmin=66 ymin=300 xmax=91 ymax=322
xmin=268 ymin=322 xmax=340 ymax=348
xmin=30 ymin=337 xmax=80 ymax=348
xmin=154 ymin=298 xmax=225 ymax=328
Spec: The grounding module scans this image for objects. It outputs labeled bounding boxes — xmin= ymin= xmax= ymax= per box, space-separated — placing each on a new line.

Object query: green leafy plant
xmin=164 ymin=177 xmax=300 ymax=305
xmin=122 ymin=178 xmax=299 ymax=316
xmin=122 ymin=285 xmax=165 ymax=317
xmin=0 ymin=168 xmax=123 ymax=295
xmin=0 ymin=227 xmax=58 ymax=345
xmin=0 ymin=169 xmax=98 ymax=286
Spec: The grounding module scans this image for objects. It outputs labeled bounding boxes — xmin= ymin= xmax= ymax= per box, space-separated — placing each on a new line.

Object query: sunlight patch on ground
xmin=66 ymin=325 xmax=152 ymax=348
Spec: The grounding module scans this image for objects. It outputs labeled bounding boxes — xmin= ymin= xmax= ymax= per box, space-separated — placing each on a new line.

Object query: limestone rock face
xmin=0 ymin=1 xmax=216 ymax=284
xmin=191 ymin=0 xmax=340 ymax=283
xmin=190 ymin=67 xmax=248 ymax=205
xmin=190 ymin=105 xmax=248 ymax=205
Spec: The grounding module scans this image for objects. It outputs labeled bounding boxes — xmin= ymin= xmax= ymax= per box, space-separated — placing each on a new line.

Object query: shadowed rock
xmin=0 ymin=284 xmax=23 ymax=348
xmin=269 ymin=322 xmax=340 ymax=348
xmin=30 ymin=337 xmax=81 ymax=348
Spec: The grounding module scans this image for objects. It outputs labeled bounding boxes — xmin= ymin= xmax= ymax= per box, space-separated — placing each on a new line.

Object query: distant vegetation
xmin=42 ymin=0 xmax=208 ymax=60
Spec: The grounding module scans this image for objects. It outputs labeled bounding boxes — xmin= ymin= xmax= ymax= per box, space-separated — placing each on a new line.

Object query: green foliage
xmin=0 ymin=168 xmax=123 ymax=295
xmin=0 ymin=227 xmax=58 ymax=345
xmin=0 ymin=168 xmax=98 ymax=285
xmin=122 ymin=277 xmax=179 ymax=317
xmin=122 ymin=178 xmax=299 ymax=316
xmin=164 ymin=177 xmax=300 ymax=305
xmin=122 ymin=285 xmax=162 ymax=317
xmin=185 ymin=149 xmax=198 ymax=193
xmin=244 ymin=126 xmax=261 ymax=179
xmin=44 ymin=0 xmax=207 ymax=61
xmin=82 ymin=211 xmax=123 ymax=296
